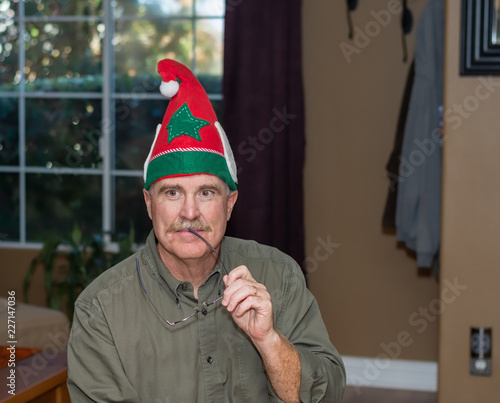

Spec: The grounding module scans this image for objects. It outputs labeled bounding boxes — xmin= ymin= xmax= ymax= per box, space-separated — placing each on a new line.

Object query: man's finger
xmin=223 ymin=283 xmax=261 ymax=311
xmin=223 ymin=265 xmax=254 ymax=287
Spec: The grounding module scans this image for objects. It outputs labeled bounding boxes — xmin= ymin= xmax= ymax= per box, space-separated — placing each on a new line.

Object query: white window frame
xmin=0 ymin=0 xmax=224 ymax=249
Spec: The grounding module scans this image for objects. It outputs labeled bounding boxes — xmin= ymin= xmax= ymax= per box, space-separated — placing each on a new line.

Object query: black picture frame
xmin=460 ymin=0 xmax=500 ymax=75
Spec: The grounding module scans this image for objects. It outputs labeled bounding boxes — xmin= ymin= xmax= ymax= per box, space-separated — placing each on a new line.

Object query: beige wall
xmin=439 ymin=0 xmax=500 ymax=401
xmin=302 ymin=0 xmax=440 ymax=361
xmin=0 ymin=249 xmax=46 ymax=306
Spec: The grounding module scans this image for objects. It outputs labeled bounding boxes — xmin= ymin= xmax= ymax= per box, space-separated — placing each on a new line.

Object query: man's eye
xmin=166 ymin=190 xmax=179 ymax=197
xmin=201 ymin=190 xmax=214 ymax=197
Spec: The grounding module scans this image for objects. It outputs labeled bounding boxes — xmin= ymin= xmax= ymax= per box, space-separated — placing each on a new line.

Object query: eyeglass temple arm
xmin=187 ymin=228 xmax=217 ymax=254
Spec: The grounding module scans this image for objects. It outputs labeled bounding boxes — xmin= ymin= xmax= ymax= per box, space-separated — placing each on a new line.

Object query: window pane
xmin=0 ymin=172 xmax=19 ymax=241
xmin=25 ymin=22 xmax=103 ymax=92
xmin=114 ymin=19 xmax=193 ymax=92
xmin=115 ymin=98 xmax=166 ymax=170
xmin=24 ymin=0 xmax=103 ymax=17
xmin=114 ymin=176 xmax=151 ymax=244
xmin=0 ymin=21 xmax=19 ymax=90
xmin=26 ymin=98 xmax=102 ymax=168
xmin=26 ymin=173 xmax=102 ymax=242
xmin=195 ymin=0 xmax=224 ymax=16
xmin=195 ymin=18 xmax=223 ymax=93
xmin=0 ymin=97 xmax=18 ymax=165
xmin=114 ymin=0 xmax=193 ymax=18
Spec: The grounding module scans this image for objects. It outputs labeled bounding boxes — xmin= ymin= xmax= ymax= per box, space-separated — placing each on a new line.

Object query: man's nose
xmin=180 ymin=194 xmax=200 ymax=220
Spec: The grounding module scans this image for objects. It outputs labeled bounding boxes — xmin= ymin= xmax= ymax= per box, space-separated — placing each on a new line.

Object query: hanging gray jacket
xmin=396 ymin=0 xmax=444 ymax=271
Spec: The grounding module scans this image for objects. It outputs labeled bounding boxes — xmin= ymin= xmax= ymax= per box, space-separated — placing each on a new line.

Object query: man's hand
xmin=221 ymin=265 xmax=274 ymax=343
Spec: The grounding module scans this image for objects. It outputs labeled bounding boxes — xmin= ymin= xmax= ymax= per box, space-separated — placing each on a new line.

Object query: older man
xmin=67 ymin=59 xmax=345 ymax=402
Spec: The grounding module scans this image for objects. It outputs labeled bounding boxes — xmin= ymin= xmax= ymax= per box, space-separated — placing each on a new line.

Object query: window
xmin=0 ymin=0 xmax=225 ymax=247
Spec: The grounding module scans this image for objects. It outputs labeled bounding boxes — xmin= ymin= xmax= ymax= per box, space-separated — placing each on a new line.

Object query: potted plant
xmin=23 ymin=223 xmax=135 ymax=323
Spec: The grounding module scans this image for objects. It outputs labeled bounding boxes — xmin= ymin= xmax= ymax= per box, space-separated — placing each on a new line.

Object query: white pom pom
xmin=159 ymin=80 xmax=179 ymax=98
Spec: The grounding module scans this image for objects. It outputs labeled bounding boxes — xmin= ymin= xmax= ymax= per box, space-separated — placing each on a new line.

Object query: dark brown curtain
xmin=222 ymin=0 xmax=306 ymax=272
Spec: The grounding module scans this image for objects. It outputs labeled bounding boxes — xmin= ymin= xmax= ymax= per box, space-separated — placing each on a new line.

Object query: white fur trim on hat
xmin=159 ymin=80 xmax=179 ymax=98
xmin=143 ymin=124 xmax=162 ymax=183
xmin=215 ymin=121 xmax=238 ymax=185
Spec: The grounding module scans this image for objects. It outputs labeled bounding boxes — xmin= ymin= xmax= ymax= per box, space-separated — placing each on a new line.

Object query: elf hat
xmin=143 ymin=59 xmax=238 ymax=191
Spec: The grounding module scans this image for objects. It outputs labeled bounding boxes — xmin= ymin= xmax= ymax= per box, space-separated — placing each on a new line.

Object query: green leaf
xmin=23 ymin=257 xmax=40 ymax=304
xmin=40 ymin=237 xmax=60 ymax=307
xmin=71 ymin=223 xmax=82 ymax=249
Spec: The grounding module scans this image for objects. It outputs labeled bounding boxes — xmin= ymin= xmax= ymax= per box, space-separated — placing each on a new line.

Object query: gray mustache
xmin=168 ymin=220 xmax=211 ymax=232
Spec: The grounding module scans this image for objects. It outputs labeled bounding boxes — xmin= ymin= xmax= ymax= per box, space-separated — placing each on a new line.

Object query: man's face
xmin=143 ymin=174 xmax=238 ymax=264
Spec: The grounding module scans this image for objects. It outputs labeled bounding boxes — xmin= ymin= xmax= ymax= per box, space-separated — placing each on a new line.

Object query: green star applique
xmin=166 ymin=103 xmax=210 ymax=143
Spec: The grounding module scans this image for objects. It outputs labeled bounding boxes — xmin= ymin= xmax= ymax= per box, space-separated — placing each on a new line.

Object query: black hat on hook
xmin=401 ymin=0 xmax=413 ymax=62
xmin=346 ymin=0 xmax=358 ymax=39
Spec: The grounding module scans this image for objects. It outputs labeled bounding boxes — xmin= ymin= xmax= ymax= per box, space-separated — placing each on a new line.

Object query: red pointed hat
xmin=143 ymin=59 xmax=237 ymax=190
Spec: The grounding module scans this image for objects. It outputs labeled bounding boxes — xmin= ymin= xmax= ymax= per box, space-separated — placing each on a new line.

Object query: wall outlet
xmin=470 ymin=327 xmax=492 ymax=376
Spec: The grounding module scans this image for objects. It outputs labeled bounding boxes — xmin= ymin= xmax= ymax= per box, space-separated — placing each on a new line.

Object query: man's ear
xmin=226 ymin=190 xmax=238 ymax=221
xmin=143 ymin=188 xmax=153 ymax=220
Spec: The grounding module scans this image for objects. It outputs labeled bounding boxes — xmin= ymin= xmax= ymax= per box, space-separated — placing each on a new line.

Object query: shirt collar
xmin=144 ymin=230 xmax=225 ymax=300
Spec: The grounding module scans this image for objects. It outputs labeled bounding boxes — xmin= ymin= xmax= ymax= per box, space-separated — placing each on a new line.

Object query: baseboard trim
xmin=343 ymin=356 xmax=438 ymax=392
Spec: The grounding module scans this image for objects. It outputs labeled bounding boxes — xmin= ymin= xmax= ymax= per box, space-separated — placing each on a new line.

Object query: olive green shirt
xmin=67 ymin=231 xmax=345 ymax=402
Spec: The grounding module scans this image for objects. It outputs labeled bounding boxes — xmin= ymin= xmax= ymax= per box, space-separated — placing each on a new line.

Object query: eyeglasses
xmin=136 ymin=228 xmax=226 ymax=326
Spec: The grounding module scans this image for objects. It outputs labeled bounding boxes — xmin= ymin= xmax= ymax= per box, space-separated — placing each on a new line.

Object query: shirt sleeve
xmin=67 ymin=300 xmax=140 ymax=403
xmin=274 ymin=262 xmax=346 ymax=402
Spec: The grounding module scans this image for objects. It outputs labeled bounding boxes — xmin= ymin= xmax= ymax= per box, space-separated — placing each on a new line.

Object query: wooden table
xmin=0 ymin=350 xmax=69 ymax=403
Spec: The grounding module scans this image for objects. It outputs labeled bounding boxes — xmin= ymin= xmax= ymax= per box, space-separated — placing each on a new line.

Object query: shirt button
xmin=181 ymin=283 xmax=187 ymax=290
xmin=201 ymin=308 xmax=208 ymax=315
xmin=207 ymin=356 xmax=213 ymax=364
